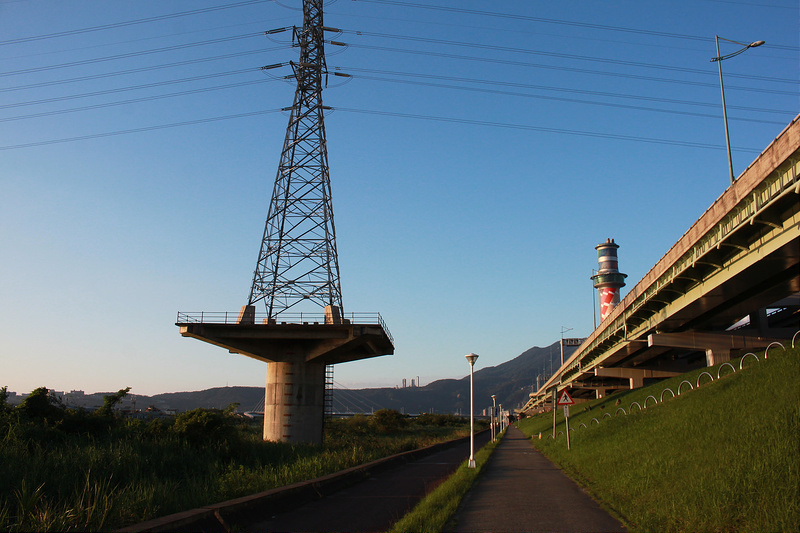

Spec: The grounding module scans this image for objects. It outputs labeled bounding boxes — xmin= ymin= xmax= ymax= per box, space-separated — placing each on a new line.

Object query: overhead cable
xmin=1 ymin=47 xmax=288 ymax=93
xmin=339 ymin=30 xmax=797 ymax=85
xmin=354 ymin=0 xmax=799 ymax=52
xmin=0 ymin=106 xmax=764 ymax=153
xmin=0 ymin=0 xmax=271 ymax=46
xmin=0 ymin=32 xmax=265 ymax=78
xmin=342 ymin=43 xmax=798 ymax=96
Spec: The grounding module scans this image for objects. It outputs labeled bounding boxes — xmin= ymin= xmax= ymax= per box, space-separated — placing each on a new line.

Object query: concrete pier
xmin=264 ymin=358 xmax=325 ymax=443
xmin=177 ymin=308 xmax=393 ymax=444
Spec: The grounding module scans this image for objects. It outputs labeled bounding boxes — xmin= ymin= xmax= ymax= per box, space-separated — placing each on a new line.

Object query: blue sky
xmin=1 ymin=0 xmax=797 ymax=398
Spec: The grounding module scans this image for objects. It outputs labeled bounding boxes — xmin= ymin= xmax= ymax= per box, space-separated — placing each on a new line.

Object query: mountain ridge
xmin=130 ymin=341 xmax=572 ymax=413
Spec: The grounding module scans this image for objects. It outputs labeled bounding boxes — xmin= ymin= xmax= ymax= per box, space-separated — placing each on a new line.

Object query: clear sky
xmin=1 ymin=0 xmax=797 ymax=398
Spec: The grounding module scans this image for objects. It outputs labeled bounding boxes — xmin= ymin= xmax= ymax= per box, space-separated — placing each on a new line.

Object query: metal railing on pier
xmin=176 ymin=311 xmax=393 ymax=344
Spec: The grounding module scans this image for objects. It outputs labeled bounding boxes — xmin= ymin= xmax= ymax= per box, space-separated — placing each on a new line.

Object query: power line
xmin=0 ymin=32 xmax=266 ymax=78
xmin=0 ymin=105 xmax=765 ymax=153
xmin=333 ymin=107 xmax=764 ymax=153
xmin=0 ymin=0 xmax=272 ymax=46
xmin=340 ymin=29 xmax=797 ymax=85
xmin=5 ymin=61 xmax=790 ymax=124
xmin=354 ymin=0 xmax=799 ymax=52
xmin=0 ymin=108 xmax=284 ymax=151
xmin=1 ymin=4 xmax=792 ymax=153
xmin=0 ymin=47 xmax=288 ymax=93
xmin=343 ymin=73 xmax=787 ymax=126
xmin=0 ymin=77 xmax=279 ymax=123
xmin=338 ymin=66 xmax=794 ymax=115
xmin=0 ymin=68 xmax=262 ymax=110
xmin=340 ymin=43 xmax=797 ymax=96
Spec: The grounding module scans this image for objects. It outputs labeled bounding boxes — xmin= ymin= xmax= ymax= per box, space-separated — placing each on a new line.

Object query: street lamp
xmin=711 ymin=36 xmax=765 ymax=185
xmin=465 ymin=353 xmax=479 ymax=468
xmin=560 ymin=326 xmax=573 ymax=366
xmin=491 ymin=394 xmax=497 ymax=442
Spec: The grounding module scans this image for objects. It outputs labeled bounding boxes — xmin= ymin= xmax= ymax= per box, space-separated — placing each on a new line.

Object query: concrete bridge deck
xmin=524 ymin=115 xmax=799 ymax=411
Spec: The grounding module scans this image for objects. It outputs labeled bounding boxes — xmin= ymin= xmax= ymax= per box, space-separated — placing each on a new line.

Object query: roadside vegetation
xmin=0 ymin=389 xmax=473 ymax=533
xmin=517 ymin=344 xmax=799 ymax=532
xmin=389 ymin=430 xmax=502 ymax=533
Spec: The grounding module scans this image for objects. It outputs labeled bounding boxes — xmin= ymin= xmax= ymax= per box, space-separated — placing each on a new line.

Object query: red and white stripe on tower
xmin=591 ymin=238 xmax=627 ymax=322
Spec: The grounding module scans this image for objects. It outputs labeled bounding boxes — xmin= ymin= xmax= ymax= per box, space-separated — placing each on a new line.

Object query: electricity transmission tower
xmin=177 ymin=0 xmax=393 ymax=444
xmin=247 ymin=0 xmax=342 ymax=319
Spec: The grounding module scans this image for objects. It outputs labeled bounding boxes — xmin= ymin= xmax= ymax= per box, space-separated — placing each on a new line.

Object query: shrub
xmin=415 ymin=413 xmax=464 ymax=426
xmin=371 ymin=409 xmax=407 ymax=433
xmin=171 ymin=408 xmax=236 ymax=444
xmin=17 ymin=387 xmax=64 ymax=423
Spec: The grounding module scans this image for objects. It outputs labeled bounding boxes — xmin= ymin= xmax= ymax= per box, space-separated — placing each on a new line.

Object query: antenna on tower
xmin=248 ymin=0 xmax=342 ymax=319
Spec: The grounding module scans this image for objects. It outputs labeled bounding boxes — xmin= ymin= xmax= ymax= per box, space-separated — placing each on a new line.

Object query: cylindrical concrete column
xmin=264 ymin=357 xmax=326 ymax=444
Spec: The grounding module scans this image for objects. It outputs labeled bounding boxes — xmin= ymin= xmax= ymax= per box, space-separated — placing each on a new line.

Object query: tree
xmin=172 ymin=408 xmax=235 ymax=444
xmin=0 ymin=386 xmax=10 ymax=415
xmin=18 ymin=387 xmax=63 ymax=421
xmin=96 ymin=387 xmax=131 ymax=418
xmin=371 ymin=408 xmax=406 ymax=433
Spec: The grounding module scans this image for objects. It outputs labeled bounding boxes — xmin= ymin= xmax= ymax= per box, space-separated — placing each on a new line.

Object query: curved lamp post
xmin=465 ymin=353 xmax=479 ymax=468
xmin=711 ymin=36 xmax=765 ymax=185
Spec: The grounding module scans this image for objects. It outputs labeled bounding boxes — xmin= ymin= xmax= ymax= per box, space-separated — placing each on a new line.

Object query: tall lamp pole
xmin=560 ymin=326 xmax=573 ymax=366
xmin=491 ymin=394 xmax=497 ymax=442
xmin=711 ymin=36 xmax=764 ymax=185
xmin=465 ymin=353 xmax=479 ymax=468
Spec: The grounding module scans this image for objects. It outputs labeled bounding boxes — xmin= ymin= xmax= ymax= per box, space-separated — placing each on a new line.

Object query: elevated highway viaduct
xmin=523 ymin=115 xmax=800 ymax=413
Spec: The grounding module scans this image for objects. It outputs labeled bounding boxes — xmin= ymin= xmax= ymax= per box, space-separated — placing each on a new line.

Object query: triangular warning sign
xmin=557 ymin=389 xmax=575 ymax=406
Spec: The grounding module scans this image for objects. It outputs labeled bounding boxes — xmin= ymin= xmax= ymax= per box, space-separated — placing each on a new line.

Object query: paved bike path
xmin=450 ymin=425 xmax=626 ymax=532
xmin=243 ymin=430 xmax=492 ymax=533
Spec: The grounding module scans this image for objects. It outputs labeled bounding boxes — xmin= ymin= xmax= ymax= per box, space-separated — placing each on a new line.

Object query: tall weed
xmin=0 ymin=406 xmax=470 ymax=532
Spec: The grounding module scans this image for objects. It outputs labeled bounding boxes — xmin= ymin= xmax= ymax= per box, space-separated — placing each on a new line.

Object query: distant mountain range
xmin=107 ymin=341 xmax=573 ymax=414
xmin=336 ymin=342 xmax=574 ymax=415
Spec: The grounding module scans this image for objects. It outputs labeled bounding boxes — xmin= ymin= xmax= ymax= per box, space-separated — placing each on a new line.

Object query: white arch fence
xmin=548 ymin=336 xmax=797 ymax=441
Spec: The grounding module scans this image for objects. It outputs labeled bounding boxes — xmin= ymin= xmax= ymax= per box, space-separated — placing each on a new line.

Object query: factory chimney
xmin=591 ymin=238 xmax=627 ymax=321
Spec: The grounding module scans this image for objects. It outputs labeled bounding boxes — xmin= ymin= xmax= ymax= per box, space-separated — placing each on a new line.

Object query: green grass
xmin=0 ymin=405 xmax=472 ymax=532
xmin=517 ymin=345 xmax=800 ymax=532
xmin=388 ymin=431 xmax=502 ymax=533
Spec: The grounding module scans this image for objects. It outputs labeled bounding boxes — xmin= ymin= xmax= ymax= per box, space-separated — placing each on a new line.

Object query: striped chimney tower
xmin=591 ymin=238 xmax=627 ymax=322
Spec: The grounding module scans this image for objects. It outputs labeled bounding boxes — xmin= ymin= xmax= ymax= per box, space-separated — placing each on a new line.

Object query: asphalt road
xmin=450 ymin=425 xmax=626 ymax=533
xmin=243 ymin=430 xmax=492 ymax=533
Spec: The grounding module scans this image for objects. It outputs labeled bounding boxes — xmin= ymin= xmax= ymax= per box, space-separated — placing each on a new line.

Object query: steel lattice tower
xmin=177 ymin=0 xmax=393 ymax=445
xmin=248 ymin=0 xmax=342 ymax=318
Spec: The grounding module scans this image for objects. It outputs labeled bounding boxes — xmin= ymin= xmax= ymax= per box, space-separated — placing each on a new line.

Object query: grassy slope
xmin=517 ymin=345 xmax=799 ymax=532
